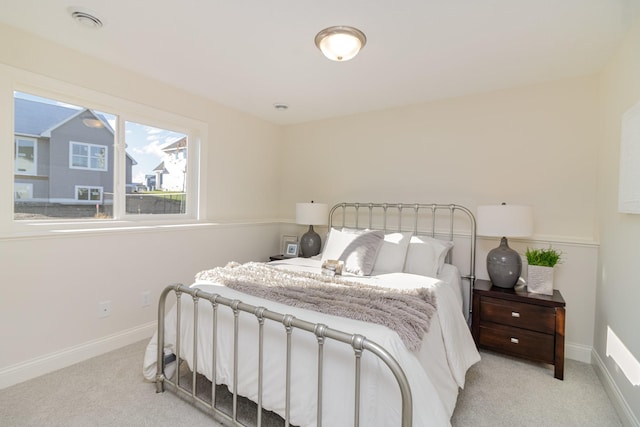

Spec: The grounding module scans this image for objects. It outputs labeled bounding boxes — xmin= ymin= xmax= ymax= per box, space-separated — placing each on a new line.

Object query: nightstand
xmin=268 ymin=254 xmax=288 ymax=261
xmin=472 ymin=279 xmax=566 ymax=380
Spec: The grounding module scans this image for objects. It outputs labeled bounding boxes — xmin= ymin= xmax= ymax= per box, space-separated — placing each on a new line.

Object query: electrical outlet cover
xmin=98 ymin=300 xmax=111 ymax=318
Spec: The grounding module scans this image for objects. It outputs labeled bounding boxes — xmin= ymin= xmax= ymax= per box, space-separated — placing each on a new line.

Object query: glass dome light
xmin=314 ymin=26 xmax=367 ymax=61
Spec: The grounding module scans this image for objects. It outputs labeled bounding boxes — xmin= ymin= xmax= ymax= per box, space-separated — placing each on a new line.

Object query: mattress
xmin=143 ymin=258 xmax=480 ymax=426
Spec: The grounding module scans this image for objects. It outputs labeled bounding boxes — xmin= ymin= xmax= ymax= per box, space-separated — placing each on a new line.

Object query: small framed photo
xmin=285 ymin=242 xmax=299 ymax=257
xmin=281 ymin=234 xmax=298 ymax=255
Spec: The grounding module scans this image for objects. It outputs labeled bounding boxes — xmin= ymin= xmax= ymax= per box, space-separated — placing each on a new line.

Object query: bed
xmin=143 ymin=202 xmax=481 ymax=426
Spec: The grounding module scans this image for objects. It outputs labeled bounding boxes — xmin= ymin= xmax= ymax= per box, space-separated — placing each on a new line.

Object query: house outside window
xmin=11 ymin=88 xmax=203 ymax=224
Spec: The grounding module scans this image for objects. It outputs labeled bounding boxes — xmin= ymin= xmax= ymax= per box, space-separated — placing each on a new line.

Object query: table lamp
xmin=296 ymin=201 xmax=328 ymax=258
xmin=477 ymin=203 xmax=533 ymax=288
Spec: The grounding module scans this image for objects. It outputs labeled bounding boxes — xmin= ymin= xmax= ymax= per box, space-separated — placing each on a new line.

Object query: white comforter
xmin=143 ymin=258 xmax=480 ymax=426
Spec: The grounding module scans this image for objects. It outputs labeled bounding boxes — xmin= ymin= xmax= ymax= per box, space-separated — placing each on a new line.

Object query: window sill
xmin=0 ymin=219 xmax=284 ymax=240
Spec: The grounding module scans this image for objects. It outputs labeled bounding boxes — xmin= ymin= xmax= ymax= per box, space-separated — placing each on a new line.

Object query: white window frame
xmin=75 ymin=185 xmax=103 ymax=203
xmin=14 ymin=136 xmax=37 ymax=175
xmin=0 ymin=63 xmax=208 ymax=235
xmin=69 ymin=141 xmax=108 ymax=171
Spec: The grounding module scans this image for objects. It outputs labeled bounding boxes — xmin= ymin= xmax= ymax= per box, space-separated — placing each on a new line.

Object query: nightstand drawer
xmin=478 ymin=323 xmax=555 ymax=364
xmin=480 ymin=296 xmax=556 ymax=334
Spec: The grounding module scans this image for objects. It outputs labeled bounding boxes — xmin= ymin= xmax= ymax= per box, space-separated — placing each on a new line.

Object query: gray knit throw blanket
xmin=195 ymin=262 xmax=437 ymax=351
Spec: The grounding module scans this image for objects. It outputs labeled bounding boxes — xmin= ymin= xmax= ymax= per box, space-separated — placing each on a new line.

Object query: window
xmin=124 ymin=121 xmax=188 ymax=215
xmin=70 ymin=142 xmax=107 ymax=171
xmin=14 ymin=183 xmax=33 ymax=200
xmin=9 ymin=85 xmax=204 ymax=225
xmin=75 ymin=186 xmax=103 ymax=202
xmin=15 ymin=137 xmax=37 ymax=175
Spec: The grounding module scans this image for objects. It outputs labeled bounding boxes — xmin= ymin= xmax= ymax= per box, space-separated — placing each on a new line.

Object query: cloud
xmin=133 ymin=172 xmax=147 ymax=183
xmin=133 ymin=140 xmax=165 ymax=158
xmin=143 ymin=126 xmax=163 ymax=135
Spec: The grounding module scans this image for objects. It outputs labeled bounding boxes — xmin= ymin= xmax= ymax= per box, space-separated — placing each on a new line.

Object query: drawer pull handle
xmin=510 ymin=337 xmax=519 ymax=344
xmin=511 ymin=311 xmax=520 ymax=318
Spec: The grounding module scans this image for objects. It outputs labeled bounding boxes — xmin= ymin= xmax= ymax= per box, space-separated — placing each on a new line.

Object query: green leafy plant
xmin=525 ymin=247 xmax=562 ymax=267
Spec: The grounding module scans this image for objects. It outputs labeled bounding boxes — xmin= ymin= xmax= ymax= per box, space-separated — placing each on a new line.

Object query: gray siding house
xmin=14 ymin=98 xmax=135 ymax=205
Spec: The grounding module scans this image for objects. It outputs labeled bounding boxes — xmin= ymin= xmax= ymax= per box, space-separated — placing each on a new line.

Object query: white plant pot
xmin=527 ymin=265 xmax=554 ymax=295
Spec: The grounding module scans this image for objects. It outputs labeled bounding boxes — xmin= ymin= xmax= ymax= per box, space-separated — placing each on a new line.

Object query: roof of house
xmin=152 ymin=161 xmax=168 ymax=173
xmin=162 ymin=136 xmax=187 ymax=153
xmin=14 ymin=97 xmax=136 ymax=162
xmin=14 ymin=98 xmax=80 ymax=136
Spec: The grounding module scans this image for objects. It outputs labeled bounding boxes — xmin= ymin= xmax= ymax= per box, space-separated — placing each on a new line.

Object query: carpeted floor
xmin=0 ymin=339 xmax=622 ymax=426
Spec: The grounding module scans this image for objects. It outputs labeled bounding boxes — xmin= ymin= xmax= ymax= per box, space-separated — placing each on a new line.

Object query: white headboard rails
xmin=328 ymin=202 xmax=477 ymax=320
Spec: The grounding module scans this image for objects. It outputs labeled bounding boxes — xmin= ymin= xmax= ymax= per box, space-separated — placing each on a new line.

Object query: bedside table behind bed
xmin=472 ymin=279 xmax=566 ymax=380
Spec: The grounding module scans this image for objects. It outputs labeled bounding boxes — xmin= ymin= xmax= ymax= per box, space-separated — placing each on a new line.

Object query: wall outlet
xmin=141 ymin=291 xmax=151 ymax=307
xmin=98 ymin=300 xmax=111 ymax=318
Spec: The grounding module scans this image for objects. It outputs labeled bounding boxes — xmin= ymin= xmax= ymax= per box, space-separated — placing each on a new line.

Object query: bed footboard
xmin=155 ymin=283 xmax=413 ymax=427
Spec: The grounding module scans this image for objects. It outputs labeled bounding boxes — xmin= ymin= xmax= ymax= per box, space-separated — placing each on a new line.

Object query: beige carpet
xmin=0 ymin=339 xmax=622 ymax=426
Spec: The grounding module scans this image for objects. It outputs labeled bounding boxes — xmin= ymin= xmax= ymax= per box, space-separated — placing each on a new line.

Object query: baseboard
xmin=565 ymin=341 xmax=592 ymax=363
xmin=592 ymin=349 xmax=640 ymax=427
xmin=0 ymin=321 xmax=156 ymax=390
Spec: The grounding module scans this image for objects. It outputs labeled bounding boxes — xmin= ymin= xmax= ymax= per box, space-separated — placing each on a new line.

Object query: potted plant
xmin=525 ymin=247 xmax=562 ymax=295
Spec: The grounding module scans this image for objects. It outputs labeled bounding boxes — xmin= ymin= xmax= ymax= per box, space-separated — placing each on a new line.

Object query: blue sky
xmin=124 ymin=121 xmax=185 ymax=184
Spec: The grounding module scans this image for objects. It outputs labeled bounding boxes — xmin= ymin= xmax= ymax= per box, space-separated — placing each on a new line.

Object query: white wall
xmin=596 ymin=16 xmax=640 ymax=425
xmin=281 ymin=76 xmax=602 ymax=361
xmin=0 ymin=24 xmax=284 ymax=387
xmin=281 ymin=76 xmax=600 ymax=242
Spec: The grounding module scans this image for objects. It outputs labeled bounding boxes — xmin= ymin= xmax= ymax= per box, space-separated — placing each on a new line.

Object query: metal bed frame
xmin=154 ymin=202 xmax=476 ymax=427
xmin=329 ymin=202 xmax=476 ymax=317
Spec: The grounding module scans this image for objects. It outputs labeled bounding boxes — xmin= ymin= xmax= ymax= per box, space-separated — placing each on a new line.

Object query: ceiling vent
xmin=69 ymin=8 xmax=103 ymax=29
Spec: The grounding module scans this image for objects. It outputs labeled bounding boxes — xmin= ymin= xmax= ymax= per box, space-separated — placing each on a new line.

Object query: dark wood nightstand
xmin=268 ymin=254 xmax=288 ymax=261
xmin=472 ymin=279 xmax=566 ymax=380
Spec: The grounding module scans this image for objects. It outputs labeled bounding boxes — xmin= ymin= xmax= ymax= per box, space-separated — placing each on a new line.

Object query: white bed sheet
xmin=143 ymin=258 xmax=480 ymax=426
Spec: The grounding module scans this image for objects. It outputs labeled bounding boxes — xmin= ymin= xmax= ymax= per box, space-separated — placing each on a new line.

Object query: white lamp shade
xmin=296 ymin=202 xmax=328 ymax=225
xmin=477 ymin=204 xmax=533 ymax=237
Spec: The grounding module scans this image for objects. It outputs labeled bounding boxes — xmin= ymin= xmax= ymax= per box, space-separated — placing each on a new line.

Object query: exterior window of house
xmin=12 ymin=88 xmax=201 ymax=224
xmin=76 ymin=185 xmax=103 ymax=202
xmin=15 ymin=137 xmax=37 ymax=175
xmin=70 ymin=142 xmax=107 ymax=171
xmin=14 ymin=183 xmax=33 ymax=200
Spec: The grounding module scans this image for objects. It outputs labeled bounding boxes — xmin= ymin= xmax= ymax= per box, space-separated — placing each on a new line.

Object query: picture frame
xmin=281 ymin=234 xmax=298 ymax=255
xmin=285 ymin=242 xmax=299 ymax=257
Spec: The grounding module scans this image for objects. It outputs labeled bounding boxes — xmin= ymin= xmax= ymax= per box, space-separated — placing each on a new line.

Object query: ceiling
xmin=0 ymin=1 xmax=637 ymax=125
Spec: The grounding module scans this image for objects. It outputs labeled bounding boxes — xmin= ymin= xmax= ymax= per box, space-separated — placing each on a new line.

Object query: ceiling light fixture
xmin=314 ymin=26 xmax=366 ymax=62
xmin=69 ymin=7 xmax=103 ymax=29
xmin=273 ymin=103 xmax=289 ymax=110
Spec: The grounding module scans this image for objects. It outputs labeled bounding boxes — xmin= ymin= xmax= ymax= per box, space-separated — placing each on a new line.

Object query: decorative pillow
xmin=372 ymin=232 xmax=412 ymax=274
xmin=321 ymin=228 xmax=384 ymax=276
xmin=403 ymin=235 xmax=454 ymax=278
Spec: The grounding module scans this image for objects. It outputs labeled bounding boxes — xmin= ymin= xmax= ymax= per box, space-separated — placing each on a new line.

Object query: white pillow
xmin=372 ymin=232 xmax=412 ymax=274
xmin=321 ymin=228 xmax=384 ymax=276
xmin=403 ymin=235 xmax=454 ymax=278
